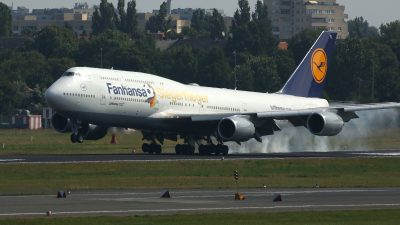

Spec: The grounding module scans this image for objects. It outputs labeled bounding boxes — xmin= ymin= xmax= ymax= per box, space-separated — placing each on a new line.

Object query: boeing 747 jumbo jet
xmin=45 ymin=31 xmax=400 ymax=155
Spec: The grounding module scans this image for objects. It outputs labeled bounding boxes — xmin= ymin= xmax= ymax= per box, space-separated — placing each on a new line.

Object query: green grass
xmin=2 ymin=128 xmax=400 ymax=155
xmin=0 ymin=129 xmax=178 ymax=155
xmin=1 ymin=157 xmax=400 ymax=195
xmin=1 ymin=210 xmax=400 ymax=225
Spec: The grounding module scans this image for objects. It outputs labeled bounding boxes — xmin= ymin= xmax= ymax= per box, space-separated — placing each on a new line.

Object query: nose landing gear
xmin=70 ymin=133 xmax=84 ymax=143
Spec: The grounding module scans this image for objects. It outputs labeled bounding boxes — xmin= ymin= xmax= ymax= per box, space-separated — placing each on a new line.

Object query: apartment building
xmin=264 ymin=0 xmax=348 ymax=39
xmin=11 ymin=3 xmax=92 ymax=37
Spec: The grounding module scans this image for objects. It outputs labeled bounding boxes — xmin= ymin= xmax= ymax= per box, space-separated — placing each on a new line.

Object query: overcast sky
xmin=1 ymin=0 xmax=399 ymax=27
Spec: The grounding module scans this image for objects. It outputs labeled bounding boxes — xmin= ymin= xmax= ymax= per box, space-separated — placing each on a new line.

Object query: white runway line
xmin=0 ymin=159 xmax=24 ymax=162
xmin=354 ymin=153 xmax=400 ymax=157
xmin=1 ymin=203 xmax=400 ymax=217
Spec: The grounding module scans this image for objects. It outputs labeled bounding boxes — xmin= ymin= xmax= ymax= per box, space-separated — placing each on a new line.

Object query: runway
xmin=1 ymin=149 xmax=400 ymax=164
xmin=1 ymin=188 xmax=400 ymax=217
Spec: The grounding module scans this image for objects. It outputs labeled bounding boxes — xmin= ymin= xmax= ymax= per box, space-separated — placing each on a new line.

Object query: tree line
xmin=0 ymin=0 xmax=400 ymax=117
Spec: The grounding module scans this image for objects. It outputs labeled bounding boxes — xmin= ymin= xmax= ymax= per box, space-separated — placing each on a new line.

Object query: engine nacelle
xmin=80 ymin=124 xmax=108 ymax=140
xmin=218 ymin=116 xmax=255 ymax=142
xmin=307 ymin=112 xmax=344 ymax=136
xmin=51 ymin=113 xmax=71 ymax=133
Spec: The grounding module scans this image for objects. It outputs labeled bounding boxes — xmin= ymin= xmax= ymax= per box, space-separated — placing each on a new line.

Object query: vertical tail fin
xmin=279 ymin=31 xmax=337 ymax=98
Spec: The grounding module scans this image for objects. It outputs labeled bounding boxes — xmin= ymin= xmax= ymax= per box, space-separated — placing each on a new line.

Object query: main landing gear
xmin=174 ymin=144 xmax=229 ymax=155
xmin=198 ymin=144 xmax=229 ymax=156
xmin=175 ymin=144 xmax=195 ymax=155
xmin=142 ymin=143 xmax=162 ymax=155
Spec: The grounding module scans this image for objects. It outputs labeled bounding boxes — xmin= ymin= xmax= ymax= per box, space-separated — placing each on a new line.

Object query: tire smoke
xmin=228 ymin=109 xmax=400 ymax=153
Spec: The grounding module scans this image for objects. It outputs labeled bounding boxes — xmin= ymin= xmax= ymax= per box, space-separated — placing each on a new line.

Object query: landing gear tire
xmin=175 ymin=144 xmax=195 ymax=155
xmin=175 ymin=144 xmax=183 ymax=155
xmin=154 ymin=144 xmax=162 ymax=155
xmin=142 ymin=143 xmax=150 ymax=153
xmin=221 ymin=145 xmax=229 ymax=156
xmin=70 ymin=134 xmax=77 ymax=143
xmin=198 ymin=144 xmax=229 ymax=156
xmin=142 ymin=143 xmax=162 ymax=155
xmin=199 ymin=145 xmax=207 ymax=156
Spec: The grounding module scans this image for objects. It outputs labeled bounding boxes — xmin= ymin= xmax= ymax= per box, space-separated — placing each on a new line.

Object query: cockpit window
xmin=63 ymin=71 xmax=75 ymax=76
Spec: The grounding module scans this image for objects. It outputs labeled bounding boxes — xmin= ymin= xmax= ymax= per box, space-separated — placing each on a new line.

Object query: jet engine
xmin=307 ymin=112 xmax=344 ymax=136
xmin=51 ymin=113 xmax=108 ymax=140
xmin=217 ymin=116 xmax=255 ymax=142
xmin=51 ymin=113 xmax=71 ymax=133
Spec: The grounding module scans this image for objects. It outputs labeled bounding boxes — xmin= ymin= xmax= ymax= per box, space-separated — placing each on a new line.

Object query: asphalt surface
xmin=1 ymin=188 xmax=400 ymax=217
xmin=1 ymin=149 xmax=400 ymax=164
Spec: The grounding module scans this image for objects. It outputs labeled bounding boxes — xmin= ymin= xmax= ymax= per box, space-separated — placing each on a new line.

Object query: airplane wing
xmin=155 ymin=102 xmax=400 ymax=122
xmin=329 ymin=102 xmax=400 ymax=112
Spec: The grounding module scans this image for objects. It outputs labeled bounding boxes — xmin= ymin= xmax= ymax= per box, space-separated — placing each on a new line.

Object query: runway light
xmin=57 ymin=190 xmax=67 ymax=198
xmin=161 ymin=190 xmax=171 ymax=198
xmin=273 ymin=194 xmax=282 ymax=202
xmin=235 ymin=192 xmax=246 ymax=200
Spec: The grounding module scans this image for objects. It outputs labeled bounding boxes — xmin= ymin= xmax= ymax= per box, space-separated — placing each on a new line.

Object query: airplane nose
xmin=45 ymin=82 xmax=62 ymax=109
xmin=45 ymin=85 xmax=56 ymax=107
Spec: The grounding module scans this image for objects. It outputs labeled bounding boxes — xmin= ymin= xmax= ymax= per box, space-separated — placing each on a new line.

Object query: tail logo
xmin=311 ymin=48 xmax=328 ymax=84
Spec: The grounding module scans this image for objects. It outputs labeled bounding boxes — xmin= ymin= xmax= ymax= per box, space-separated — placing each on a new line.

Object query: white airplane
xmin=45 ymin=31 xmax=400 ymax=155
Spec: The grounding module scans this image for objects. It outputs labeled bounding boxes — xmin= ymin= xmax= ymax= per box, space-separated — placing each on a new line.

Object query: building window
xmin=281 ymin=9 xmax=291 ymax=14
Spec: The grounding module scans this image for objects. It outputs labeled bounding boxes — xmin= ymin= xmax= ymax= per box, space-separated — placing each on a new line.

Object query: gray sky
xmin=1 ymin=0 xmax=399 ymax=27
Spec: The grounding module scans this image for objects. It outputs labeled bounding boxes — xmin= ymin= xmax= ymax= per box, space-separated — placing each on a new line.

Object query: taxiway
xmin=1 ymin=188 xmax=400 ymax=217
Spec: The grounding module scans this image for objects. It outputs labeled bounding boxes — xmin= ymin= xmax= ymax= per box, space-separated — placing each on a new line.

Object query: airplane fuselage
xmin=46 ymin=67 xmax=329 ymax=135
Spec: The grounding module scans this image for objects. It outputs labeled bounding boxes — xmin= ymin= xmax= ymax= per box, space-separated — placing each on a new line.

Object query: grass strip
xmin=1 ymin=158 xmax=400 ymax=195
xmin=2 ymin=128 xmax=400 ymax=155
xmin=1 ymin=209 xmax=400 ymax=225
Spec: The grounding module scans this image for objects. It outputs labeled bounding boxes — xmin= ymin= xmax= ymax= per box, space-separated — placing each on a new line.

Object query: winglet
xmin=279 ymin=31 xmax=337 ymax=98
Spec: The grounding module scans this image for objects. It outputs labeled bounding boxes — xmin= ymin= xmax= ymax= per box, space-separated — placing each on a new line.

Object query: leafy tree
xmin=348 ymin=17 xmax=379 ymax=39
xmin=76 ymin=30 xmax=133 ymax=68
xmin=328 ymin=38 xmax=373 ymax=102
xmin=209 ymin=9 xmax=226 ymax=40
xmin=116 ymin=0 xmax=126 ymax=32
xmin=228 ymin=0 xmax=275 ymax=55
xmin=235 ymin=61 xmax=254 ymax=90
xmin=198 ymin=48 xmax=232 ymax=88
xmin=32 ymin=26 xmax=78 ymax=58
xmin=146 ymin=2 xmax=171 ymax=33
xmin=233 ymin=0 xmax=251 ymax=28
xmin=191 ymin=9 xmax=209 ymax=33
xmin=236 ymin=55 xmax=281 ymax=92
xmin=364 ymin=40 xmax=399 ymax=101
xmin=247 ymin=1 xmax=275 ymax=55
xmin=92 ymin=7 xmax=102 ymax=35
xmin=48 ymin=57 xmax=76 ymax=80
xmin=0 ymin=50 xmax=52 ymax=114
xmin=92 ymin=0 xmax=117 ymax=35
xmin=126 ymin=0 xmax=138 ymax=37
xmin=273 ymin=50 xmax=296 ymax=83
xmin=0 ymin=2 xmax=11 ymax=37
xmin=289 ymin=29 xmax=321 ymax=64
xmin=380 ymin=20 xmax=400 ymax=61
xmin=161 ymin=46 xmax=199 ymax=83
xmin=228 ymin=0 xmax=252 ymax=54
